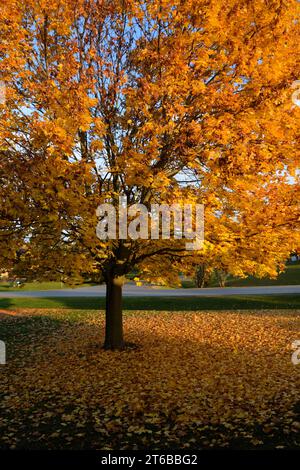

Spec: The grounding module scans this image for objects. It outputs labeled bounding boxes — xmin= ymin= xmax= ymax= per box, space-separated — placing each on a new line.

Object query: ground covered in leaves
xmin=0 ymin=308 xmax=299 ymax=449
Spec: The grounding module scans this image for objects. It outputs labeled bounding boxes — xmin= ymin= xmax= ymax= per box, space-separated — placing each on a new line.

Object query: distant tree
xmin=215 ymin=269 xmax=228 ymax=288
xmin=195 ymin=264 xmax=208 ymax=288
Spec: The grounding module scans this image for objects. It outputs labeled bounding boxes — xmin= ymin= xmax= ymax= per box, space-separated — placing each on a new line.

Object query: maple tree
xmin=1 ymin=0 xmax=300 ymax=349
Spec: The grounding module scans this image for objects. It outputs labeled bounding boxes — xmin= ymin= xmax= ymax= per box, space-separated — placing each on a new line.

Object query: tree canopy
xmin=1 ymin=0 xmax=300 ymax=348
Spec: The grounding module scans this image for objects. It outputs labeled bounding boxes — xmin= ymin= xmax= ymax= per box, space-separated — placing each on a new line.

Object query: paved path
xmin=0 ymin=284 xmax=300 ymax=298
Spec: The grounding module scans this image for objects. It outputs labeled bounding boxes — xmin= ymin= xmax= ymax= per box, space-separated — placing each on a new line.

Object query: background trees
xmin=1 ymin=0 xmax=300 ymax=349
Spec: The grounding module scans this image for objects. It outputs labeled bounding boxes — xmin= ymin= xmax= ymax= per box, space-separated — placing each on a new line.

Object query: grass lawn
xmin=0 ymin=306 xmax=299 ymax=450
xmin=225 ymin=262 xmax=300 ymax=287
xmin=182 ymin=262 xmax=300 ymax=288
xmin=1 ymin=294 xmax=300 ymax=311
xmin=0 ymin=281 xmax=96 ymax=292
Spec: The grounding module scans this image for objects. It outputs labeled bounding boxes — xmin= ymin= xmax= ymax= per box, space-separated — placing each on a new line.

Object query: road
xmin=0 ymin=284 xmax=300 ymax=297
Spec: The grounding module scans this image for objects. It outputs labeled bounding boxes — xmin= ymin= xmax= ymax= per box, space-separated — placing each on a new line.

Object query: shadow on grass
xmin=1 ymin=294 xmax=300 ymax=311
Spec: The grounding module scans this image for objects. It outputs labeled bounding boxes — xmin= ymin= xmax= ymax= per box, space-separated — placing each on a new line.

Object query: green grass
xmin=181 ymin=262 xmax=300 ymax=288
xmin=0 ymin=281 xmax=96 ymax=292
xmin=181 ymin=279 xmax=196 ymax=288
xmin=225 ymin=262 xmax=300 ymax=287
xmin=1 ymin=294 xmax=300 ymax=311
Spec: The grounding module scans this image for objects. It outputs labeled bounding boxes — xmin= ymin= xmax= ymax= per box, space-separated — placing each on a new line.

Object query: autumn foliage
xmin=0 ymin=308 xmax=300 ymax=449
xmin=0 ymin=0 xmax=300 ymax=348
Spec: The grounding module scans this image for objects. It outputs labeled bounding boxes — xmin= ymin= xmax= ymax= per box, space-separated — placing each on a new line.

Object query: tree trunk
xmin=195 ymin=264 xmax=206 ymax=288
xmin=216 ymin=269 xmax=227 ymax=288
xmin=104 ymin=275 xmax=124 ymax=350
